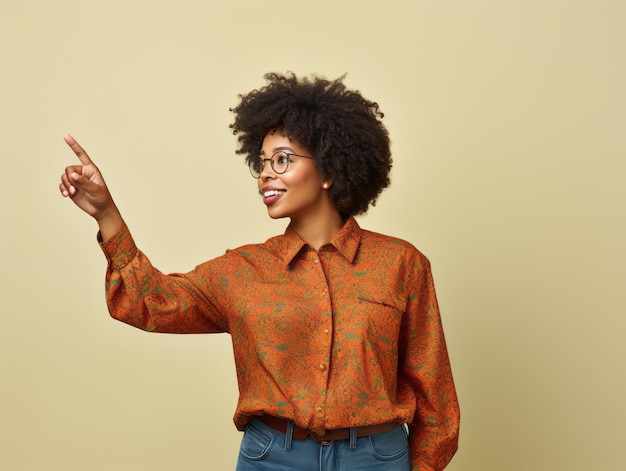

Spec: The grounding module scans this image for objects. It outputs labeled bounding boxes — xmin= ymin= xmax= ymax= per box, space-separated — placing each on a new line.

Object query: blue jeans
xmin=236 ymin=418 xmax=410 ymax=471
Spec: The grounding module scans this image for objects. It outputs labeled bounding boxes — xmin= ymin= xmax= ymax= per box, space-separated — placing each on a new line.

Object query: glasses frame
xmin=249 ymin=151 xmax=314 ymax=179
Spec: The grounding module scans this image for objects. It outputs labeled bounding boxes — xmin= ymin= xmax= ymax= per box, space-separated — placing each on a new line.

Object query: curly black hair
xmin=229 ymin=72 xmax=392 ymax=217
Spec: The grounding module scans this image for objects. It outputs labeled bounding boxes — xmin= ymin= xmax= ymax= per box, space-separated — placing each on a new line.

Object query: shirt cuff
xmin=98 ymin=223 xmax=138 ymax=269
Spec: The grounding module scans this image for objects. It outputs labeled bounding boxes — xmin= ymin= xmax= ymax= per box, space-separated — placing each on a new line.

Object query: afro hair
xmin=230 ymin=72 xmax=392 ymax=217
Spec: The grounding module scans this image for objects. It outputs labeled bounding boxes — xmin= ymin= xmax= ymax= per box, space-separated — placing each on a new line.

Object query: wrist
xmin=96 ymin=207 xmax=124 ymax=242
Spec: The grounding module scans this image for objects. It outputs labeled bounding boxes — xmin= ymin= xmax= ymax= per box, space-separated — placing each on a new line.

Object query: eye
xmin=276 ymin=153 xmax=291 ymax=165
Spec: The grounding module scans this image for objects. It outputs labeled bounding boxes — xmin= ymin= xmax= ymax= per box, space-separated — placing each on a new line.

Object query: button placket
xmin=310 ymin=250 xmax=332 ymax=429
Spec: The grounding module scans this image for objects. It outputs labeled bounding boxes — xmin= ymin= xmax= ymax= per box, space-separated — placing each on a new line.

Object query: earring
xmin=322 ymin=182 xmax=329 ymax=189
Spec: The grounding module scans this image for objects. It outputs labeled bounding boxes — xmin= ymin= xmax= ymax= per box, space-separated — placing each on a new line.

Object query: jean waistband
xmin=255 ymin=415 xmax=399 ymax=444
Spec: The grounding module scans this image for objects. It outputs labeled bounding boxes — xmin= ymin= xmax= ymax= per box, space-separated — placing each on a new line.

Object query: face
xmin=256 ymin=130 xmax=333 ymax=222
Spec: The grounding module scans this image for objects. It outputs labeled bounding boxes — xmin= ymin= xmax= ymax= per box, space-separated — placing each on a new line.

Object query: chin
xmin=266 ymin=209 xmax=288 ymax=220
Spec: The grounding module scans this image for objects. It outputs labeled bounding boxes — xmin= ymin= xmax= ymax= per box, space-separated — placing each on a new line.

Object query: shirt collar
xmin=281 ymin=216 xmax=362 ymax=267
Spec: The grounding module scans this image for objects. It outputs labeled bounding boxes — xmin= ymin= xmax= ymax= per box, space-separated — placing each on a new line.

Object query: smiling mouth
xmin=261 ymin=189 xmax=286 ymax=206
xmin=263 ymin=189 xmax=286 ymax=198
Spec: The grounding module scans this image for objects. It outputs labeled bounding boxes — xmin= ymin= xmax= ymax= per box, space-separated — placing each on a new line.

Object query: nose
xmin=259 ymin=159 xmax=275 ymax=180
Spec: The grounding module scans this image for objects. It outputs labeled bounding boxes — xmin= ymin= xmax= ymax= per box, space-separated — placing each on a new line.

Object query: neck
xmin=290 ymin=210 xmax=344 ymax=251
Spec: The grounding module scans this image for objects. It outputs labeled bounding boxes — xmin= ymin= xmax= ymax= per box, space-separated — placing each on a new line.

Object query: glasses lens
xmin=249 ymin=159 xmax=262 ymax=178
xmin=272 ymin=152 xmax=290 ymax=174
xmin=249 ymin=152 xmax=293 ymax=178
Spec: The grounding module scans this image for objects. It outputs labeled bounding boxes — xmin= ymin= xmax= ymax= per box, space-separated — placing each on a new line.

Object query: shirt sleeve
xmin=400 ymin=256 xmax=460 ymax=471
xmin=99 ymin=223 xmax=228 ymax=333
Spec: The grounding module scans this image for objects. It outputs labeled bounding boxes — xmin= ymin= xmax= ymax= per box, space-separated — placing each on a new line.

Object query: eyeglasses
xmin=249 ymin=151 xmax=314 ymax=179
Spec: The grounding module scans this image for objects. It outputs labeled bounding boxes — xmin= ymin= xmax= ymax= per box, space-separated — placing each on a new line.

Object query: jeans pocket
xmin=366 ymin=425 xmax=409 ymax=461
xmin=239 ymin=421 xmax=275 ymax=461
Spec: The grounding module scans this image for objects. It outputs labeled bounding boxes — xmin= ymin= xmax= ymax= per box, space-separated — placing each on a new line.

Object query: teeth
xmin=264 ymin=190 xmax=285 ymax=197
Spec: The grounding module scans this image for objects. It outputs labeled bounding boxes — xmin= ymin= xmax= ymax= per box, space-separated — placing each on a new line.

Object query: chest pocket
xmin=357 ymin=286 xmax=407 ymax=313
xmin=348 ymin=286 xmax=408 ymax=346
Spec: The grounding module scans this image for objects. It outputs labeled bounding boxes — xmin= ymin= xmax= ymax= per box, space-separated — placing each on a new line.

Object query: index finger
xmin=64 ymin=133 xmax=94 ymax=166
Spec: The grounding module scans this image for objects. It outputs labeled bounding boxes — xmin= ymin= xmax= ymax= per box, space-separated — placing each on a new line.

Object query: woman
xmin=59 ymin=73 xmax=460 ymax=471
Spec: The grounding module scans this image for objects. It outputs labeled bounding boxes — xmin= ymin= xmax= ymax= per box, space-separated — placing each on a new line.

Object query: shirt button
xmin=324 ymin=329 xmax=329 ymax=334
xmin=314 ymin=259 xmax=320 ymax=264
xmin=319 ymin=364 xmax=326 ymax=371
xmin=316 ymin=406 xmax=322 ymax=412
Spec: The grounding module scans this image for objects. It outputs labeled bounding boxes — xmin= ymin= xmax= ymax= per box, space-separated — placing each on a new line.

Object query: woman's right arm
xmin=59 ymin=134 xmax=227 ymax=334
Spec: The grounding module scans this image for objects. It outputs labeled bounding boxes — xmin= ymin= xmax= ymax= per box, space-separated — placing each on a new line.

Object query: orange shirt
xmin=101 ymin=217 xmax=459 ymax=470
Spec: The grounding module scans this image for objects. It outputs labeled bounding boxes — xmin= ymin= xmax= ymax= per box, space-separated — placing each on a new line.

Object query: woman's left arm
xmin=400 ymin=257 xmax=460 ymax=471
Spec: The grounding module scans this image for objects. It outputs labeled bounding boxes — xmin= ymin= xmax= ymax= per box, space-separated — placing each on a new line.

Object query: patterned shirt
xmin=100 ymin=216 xmax=460 ymax=470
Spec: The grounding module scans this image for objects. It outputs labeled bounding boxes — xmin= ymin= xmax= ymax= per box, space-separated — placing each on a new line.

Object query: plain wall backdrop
xmin=1 ymin=0 xmax=624 ymax=469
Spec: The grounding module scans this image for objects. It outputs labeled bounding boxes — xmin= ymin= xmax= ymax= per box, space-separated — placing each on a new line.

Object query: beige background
xmin=1 ymin=0 xmax=624 ymax=469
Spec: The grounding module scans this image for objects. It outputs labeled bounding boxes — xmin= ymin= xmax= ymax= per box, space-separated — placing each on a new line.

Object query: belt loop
xmin=349 ymin=427 xmax=357 ymax=450
xmin=284 ymin=420 xmax=294 ymax=450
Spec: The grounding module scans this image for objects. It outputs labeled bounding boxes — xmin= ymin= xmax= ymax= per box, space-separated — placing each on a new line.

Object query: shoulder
xmin=359 ymin=228 xmax=431 ymax=267
xmin=192 ymin=236 xmax=285 ymax=282
xmin=227 ymin=232 xmax=284 ymax=254
xmin=220 ymin=233 xmax=288 ymax=265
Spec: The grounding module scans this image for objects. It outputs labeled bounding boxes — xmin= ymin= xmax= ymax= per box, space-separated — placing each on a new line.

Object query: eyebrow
xmin=259 ymin=146 xmax=295 ymax=156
